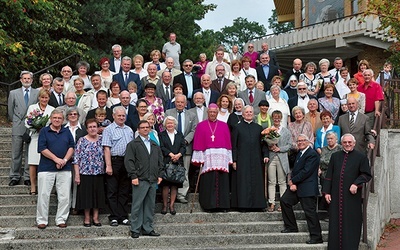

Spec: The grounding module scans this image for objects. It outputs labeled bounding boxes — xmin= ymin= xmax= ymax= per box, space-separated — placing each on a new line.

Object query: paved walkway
xmin=377 ymin=218 xmax=400 ymax=249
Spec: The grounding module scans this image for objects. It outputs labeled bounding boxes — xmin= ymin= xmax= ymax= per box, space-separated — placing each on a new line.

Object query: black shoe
xmin=306 ymin=239 xmax=323 ymax=244
xmin=144 ymin=230 xmax=160 ymax=237
xmin=131 ymin=232 xmax=140 ymax=238
xmin=24 ymin=180 xmax=31 ymax=186
xmin=281 ymin=228 xmax=299 ymax=233
xmin=9 ymin=180 xmax=18 ymax=186
xmin=83 ymin=222 xmax=91 ymax=227
xmin=161 ymin=206 xmax=167 ymax=215
xmin=120 ymin=219 xmax=130 ymax=226
xmin=110 ymin=220 xmax=118 ymax=226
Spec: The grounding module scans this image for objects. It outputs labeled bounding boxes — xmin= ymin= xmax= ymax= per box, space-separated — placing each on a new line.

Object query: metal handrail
xmin=0 ymin=53 xmax=79 ymax=107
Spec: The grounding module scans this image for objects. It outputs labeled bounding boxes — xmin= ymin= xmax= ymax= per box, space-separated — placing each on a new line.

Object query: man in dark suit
xmin=124 ymin=120 xmax=163 ymax=238
xmin=338 ymin=97 xmax=375 ymax=154
xmin=192 ymin=74 xmax=220 ymax=107
xmin=86 ymin=90 xmax=113 ymax=122
xmin=256 ymin=53 xmax=280 ymax=91
xmin=288 ymin=81 xmax=317 ymax=122
xmin=111 ymin=90 xmax=139 ymax=132
xmin=210 ymin=64 xmax=230 ymax=95
xmin=165 ymin=95 xmax=198 ymax=203
xmin=8 ymin=71 xmax=39 ymax=186
xmin=48 ymin=77 xmax=65 ymax=108
xmin=257 ymin=42 xmax=279 ymax=68
xmin=109 ymin=44 xmax=122 ymax=73
xmin=284 ymin=58 xmax=303 ymax=83
xmin=280 ymin=134 xmax=323 ymax=244
xmin=112 ymin=56 xmax=142 ymax=96
xmin=173 ymin=59 xmax=201 ymax=101
xmin=156 ymin=71 xmax=173 ymax=107
xmin=238 ymin=75 xmax=266 ymax=115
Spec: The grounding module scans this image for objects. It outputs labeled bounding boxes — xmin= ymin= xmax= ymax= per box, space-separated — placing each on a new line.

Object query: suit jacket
xmin=8 ymin=87 xmax=39 ymax=135
xmin=173 ymin=73 xmax=201 ymax=99
xmin=124 ymin=136 xmax=164 ymax=182
xmin=155 ymin=82 xmax=174 ymax=108
xmin=112 ymin=71 xmax=142 ymax=96
xmin=338 ymin=112 xmax=375 ymax=153
xmin=111 ymin=103 xmax=140 ymax=132
xmin=109 ymin=57 xmax=122 ymax=73
xmin=210 ymin=77 xmax=230 ymax=95
xmin=192 ymin=88 xmax=220 ymax=107
xmin=189 ymin=106 xmax=208 ymax=122
xmin=238 ymin=88 xmax=266 ymax=115
xmin=86 ymin=106 xmax=114 ymax=122
xmin=290 ymin=147 xmax=320 ymax=197
xmin=48 ymin=91 xmax=65 ymax=108
xmin=256 ymin=64 xmax=280 ymax=91
xmin=159 ymin=130 xmax=186 ymax=165
xmin=165 ymin=109 xmax=198 ymax=154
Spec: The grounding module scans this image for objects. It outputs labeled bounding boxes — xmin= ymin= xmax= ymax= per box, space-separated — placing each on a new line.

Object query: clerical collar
xmin=244 ymin=119 xmax=252 ymax=124
xmin=343 ymin=149 xmax=353 ymax=154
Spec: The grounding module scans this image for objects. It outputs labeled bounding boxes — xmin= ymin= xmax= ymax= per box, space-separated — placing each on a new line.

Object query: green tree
xmin=217 ymin=17 xmax=267 ymax=51
xmin=76 ymin=0 xmax=217 ymax=69
xmin=0 ymin=0 xmax=88 ymax=82
xmin=268 ymin=9 xmax=294 ymax=34
xmin=366 ymin=0 xmax=400 ymax=71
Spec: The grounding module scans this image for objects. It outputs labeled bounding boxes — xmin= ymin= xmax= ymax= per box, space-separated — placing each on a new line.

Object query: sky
xmin=197 ymin=0 xmax=275 ymax=33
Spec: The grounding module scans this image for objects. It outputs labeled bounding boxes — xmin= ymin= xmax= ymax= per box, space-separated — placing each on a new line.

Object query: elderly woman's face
xmin=306 ymin=65 xmax=315 ymax=74
xmin=165 ymin=119 xmax=175 ymax=132
xmin=294 ymin=109 xmax=304 ymax=121
xmin=321 ymin=115 xmax=332 ymax=127
xmin=101 ymin=61 xmax=110 ymax=70
xmin=39 ymin=94 xmax=50 ymax=106
xmin=272 ymin=114 xmax=281 ymax=126
xmin=200 ymin=55 xmax=206 ymax=62
xmin=67 ymin=111 xmax=79 ymax=123
xmin=41 ymin=75 xmax=52 ymax=87
xmin=320 ymin=63 xmax=328 ymax=72
xmin=326 ymin=134 xmax=337 ymax=147
xmin=271 ymin=87 xmax=280 ymax=97
xmin=134 ymin=59 xmax=143 ymax=69
xmin=234 ymin=100 xmax=243 ymax=112
xmin=111 ymin=84 xmax=120 ymax=94
xmin=232 ymin=63 xmax=240 ymax=72
xmin=227 ymin=86 xmax=237 ymax=96
xmin=152 ymin=53 xmax=160 ymax=62
xmin=78 ymin=66 xmax=87 ymax=75
xmin=74 ymin=80 xmax=84 ymax=91
xmin=324 ymin=87 xmax=333 ymax=97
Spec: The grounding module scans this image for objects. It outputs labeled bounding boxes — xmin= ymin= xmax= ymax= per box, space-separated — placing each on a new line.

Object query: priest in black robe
xmin=231 ymin=105 xmax=269 ymax=211
xmin=322 ymin=133 xmax=372 ymax=250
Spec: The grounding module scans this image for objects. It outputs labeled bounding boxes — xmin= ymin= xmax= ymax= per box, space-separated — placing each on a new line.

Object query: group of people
xmin=7 ymin=38 xmax=386 ymax=247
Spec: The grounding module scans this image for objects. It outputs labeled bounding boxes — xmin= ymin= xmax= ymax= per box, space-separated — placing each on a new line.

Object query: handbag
xmin=162 ymin=162 xmax=186 ymax=184
xmin=22 ymin=131 xmax=31 ymax=144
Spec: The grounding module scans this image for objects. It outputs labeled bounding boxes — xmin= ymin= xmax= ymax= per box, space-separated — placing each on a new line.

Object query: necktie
xmin=24 ymin=89 xmax=29 ymax=106
xmin=169 ymin=69 xmax=172 ymax=72
xmin=177 ymin=111 xmax=183 ymax=133
xmin=335 ymin=70 xmax=339 ymax=82
xmin=219 ymin=79 xmax=223 ymax=91
xmin=165 ymin=86 xmax=170 ymax=100
xmin=205 ymin=91 xmax=210 ymax=106
xmin=350 ymin=112 xmax=355 ymax=131
xmin=58 ymin=94 xmax=63 ymax=106
xmin=125 ymin=73 xmax=129 ymax=84
xmin=249 ymin=90 xmax=254 ymax=103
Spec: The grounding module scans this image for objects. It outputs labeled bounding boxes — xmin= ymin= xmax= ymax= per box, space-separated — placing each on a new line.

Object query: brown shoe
xmin=57 ymin=223 xmax=67 ymax=228
xmin=37 ymin=224 xmax=47 ymax=229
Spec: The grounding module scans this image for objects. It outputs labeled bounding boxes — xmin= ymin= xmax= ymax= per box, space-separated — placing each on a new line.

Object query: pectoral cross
xmin=211 ymin=135 xmax=215 ymax=142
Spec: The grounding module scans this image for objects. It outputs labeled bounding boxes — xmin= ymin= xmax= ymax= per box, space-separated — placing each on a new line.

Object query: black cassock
xmin=322 ymin=150 xmax=372 ymax=250
xmin=231 ymin=121 xmax=268 ymax=209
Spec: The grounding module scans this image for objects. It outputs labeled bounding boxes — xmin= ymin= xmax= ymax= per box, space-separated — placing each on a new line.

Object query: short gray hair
xmin=319 ymin=58 xmax=330 ymax=67
xmin=163 ymin=115 xmax=178 ymax=127
xmin=20 ymin=71 xmax=33 ymax=78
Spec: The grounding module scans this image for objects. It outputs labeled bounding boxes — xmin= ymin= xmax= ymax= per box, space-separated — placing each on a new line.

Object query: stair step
xmin=0 ymin=232 xmax=329 ymax=249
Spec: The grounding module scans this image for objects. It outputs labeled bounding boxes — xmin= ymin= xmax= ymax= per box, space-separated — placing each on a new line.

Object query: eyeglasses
xmin=248 ymin=46 xmax=254 ymax=48
xmin=138 ymin=106 xmax=147 ymax=108
xmin=68 ymin=113 xmax=78 ymax=116
xmin=298 ymin=88 xmax=307 ymax=90
xmin=183 ymin=65 xmax=193 ymax=67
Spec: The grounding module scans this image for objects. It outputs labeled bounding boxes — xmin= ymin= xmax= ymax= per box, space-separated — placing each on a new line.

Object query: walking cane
xmin=190 ymin=163 xmax=203 ymax=213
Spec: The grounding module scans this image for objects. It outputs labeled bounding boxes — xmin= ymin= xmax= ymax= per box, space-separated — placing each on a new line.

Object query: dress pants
xmin=106 ymin=157 xmax=130 ymax=222
xmin=36 ymin=171 xmax=72 ymax=225
xmin=280 ymin=189 xmax=322 ymax=240
xmin=177 ymin=154 xmax=191 ymax=199
xmin=130 ymin=180 xmax=157 ymax=234
xmin=9 ymin=135 xmax=29 ymax=181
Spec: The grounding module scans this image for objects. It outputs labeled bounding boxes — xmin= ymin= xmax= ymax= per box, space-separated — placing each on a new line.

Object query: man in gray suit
xmin=8 ymin=71 xmax=39 ymax=186
xmin=156 ymin=71 xmax=173 ymax=107
xmin=125 ymin=120 xmax=163 ymax=238
xmin=338 ymin=97 xmax=375 ymax=153
xmin=238 ymin=75 xmax=266 ymax=115
xmin=189 ymin=92 xmax=208 ymax=122
xmin=165 ymin=94 xmax=198 ymax=203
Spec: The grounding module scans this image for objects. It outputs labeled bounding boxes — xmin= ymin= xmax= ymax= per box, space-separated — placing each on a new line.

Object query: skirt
xmin=76 ymin=174 xmax=106 ymax=210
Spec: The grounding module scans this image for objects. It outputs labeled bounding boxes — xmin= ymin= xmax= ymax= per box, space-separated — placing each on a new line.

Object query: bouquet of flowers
xmin=261 ymin=127 xmax=281 ymax=146
xmin=26 ymin=108 xmax=49 ymax=132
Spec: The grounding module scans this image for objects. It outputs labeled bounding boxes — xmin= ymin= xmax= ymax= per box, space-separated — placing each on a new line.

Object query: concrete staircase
xmin=0 ymin=127 xmax=329 ymax=249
